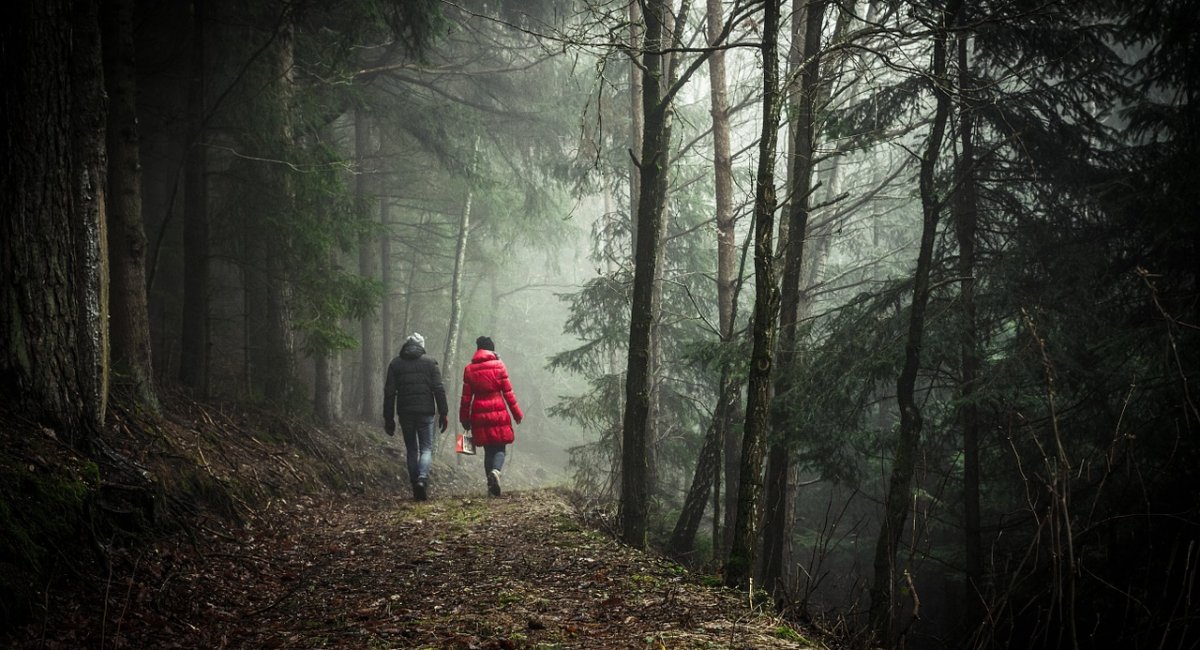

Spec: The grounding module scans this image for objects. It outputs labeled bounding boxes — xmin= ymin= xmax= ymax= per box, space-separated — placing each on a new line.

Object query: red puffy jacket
xmin=459 ymin=349 xmax=523 ymax=446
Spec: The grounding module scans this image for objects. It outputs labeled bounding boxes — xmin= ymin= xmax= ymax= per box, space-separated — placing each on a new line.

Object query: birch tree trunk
xmin=725 ymin=0 xmax=783 ymax=590
xmin=444 ymin=137 xmax=478 ymax=390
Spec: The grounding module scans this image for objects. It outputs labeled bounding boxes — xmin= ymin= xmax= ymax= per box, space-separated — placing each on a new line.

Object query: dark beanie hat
xmin=475 ymin=336 xmax=495 ymax=351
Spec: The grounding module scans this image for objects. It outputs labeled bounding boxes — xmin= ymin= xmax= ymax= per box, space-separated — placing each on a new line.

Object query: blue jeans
xmin=484 ymin=444 xmax=506 ymax=475
xmin=398 ymin=413 xmax=435 ymax=482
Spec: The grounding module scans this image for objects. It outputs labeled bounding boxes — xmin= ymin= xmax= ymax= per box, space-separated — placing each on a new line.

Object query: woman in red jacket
xmin=460 ymin=336 xmax=523 ymax=496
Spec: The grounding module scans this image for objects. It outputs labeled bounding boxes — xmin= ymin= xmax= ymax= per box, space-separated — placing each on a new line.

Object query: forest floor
xmin=6 ymin=488 xmax=824 ymax=649
xmin=1 ymin=395 xmax=830 ymax=649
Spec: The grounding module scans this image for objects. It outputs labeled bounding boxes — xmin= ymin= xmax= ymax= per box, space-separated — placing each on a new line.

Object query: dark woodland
xmin=1 ymin=0 xmax=1197 ymax=648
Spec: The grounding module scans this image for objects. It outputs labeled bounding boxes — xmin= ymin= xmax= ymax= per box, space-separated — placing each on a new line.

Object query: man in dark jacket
xmin=383 ymin=332 xmax=448 ymax=500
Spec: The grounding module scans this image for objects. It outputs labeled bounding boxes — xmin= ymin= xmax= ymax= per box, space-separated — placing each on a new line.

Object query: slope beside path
xmin=10 ymin=487 xmax=821 ymax=649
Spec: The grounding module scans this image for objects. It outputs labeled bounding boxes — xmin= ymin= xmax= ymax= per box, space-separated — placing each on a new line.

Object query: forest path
xmin=15 ymin=489 xmax=819 ymax=649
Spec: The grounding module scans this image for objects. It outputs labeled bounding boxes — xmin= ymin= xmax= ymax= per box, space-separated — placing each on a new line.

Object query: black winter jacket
xmin=383 ymin=341 xmax=448 ymax=420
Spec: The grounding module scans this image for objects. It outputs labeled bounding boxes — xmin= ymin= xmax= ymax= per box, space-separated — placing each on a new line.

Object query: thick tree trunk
xmin=762 ymin=0 xmax=828 ymax=599
xmin=1 ymin=0 xmax=109 ymax=436
xmin=357 ymin=109 xmax=379 ymax=421
xmin=102 ymin=0 xmax=158 ymax=412
xmin=180 ymin=0 xmax=210 ymax=394
xmin=725 ymin=0 xmax=783 ymax=591
xmin=868 ymin=0 xmax=962 ymax=640
xmin=620 ymin=0 xmax=674 ymax=548
xmin=955 ymin=34 xmax=985 ymax=634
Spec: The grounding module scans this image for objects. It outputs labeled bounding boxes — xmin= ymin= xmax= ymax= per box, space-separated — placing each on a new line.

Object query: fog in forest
xmin=2 ymin=0 xmax=1197 ymax=648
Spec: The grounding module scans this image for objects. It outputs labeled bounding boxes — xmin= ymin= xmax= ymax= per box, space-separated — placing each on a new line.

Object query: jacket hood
xmin=400 ymin=340 xmax=426 ymax=359
xmin=470 ymin=349 xmax=498 ymax=364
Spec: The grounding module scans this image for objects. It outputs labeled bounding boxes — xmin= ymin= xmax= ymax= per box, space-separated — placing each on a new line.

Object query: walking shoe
xmin=414 ymin=478 xmax=428 ymax=501
xmin=487 ymin=469 xmax=502 ymax=497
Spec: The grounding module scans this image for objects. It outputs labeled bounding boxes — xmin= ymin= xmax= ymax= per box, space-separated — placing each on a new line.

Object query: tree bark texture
xmin=620 ymin=0 xmax=673 ymax=549
xmin=668 ymin=369 xmax=739 ymax=560
xmin=761 ymin=0 xmax=828 ymax=599
xmin=102 ymin=0 xmax=158 ymax=412
xmin=954 ymin=33 xmax=986 ymax=634
xmin=380 ymin=200 xmax=393 ymax=362
xmin=705 ymin=0 xmax=743 ymax=562
xmin=244 ymin=12 xmax=295 ymax=402
xmin=1 ymin=0 xmax=109 ymax=436
xmin=180 ymin=0 xmax=210 ymax=393
xmin=357 ymin=109 xmax=379 ymax=421
xmin=868 ymin=1 xmax=963 ymax=641
xmin=444 ymin=136 xmax=477 ymax=402
xmin=725 ymin=0 xmax=783 ymax=591
xmin=628 ymin=1 xmax=643 ymax=232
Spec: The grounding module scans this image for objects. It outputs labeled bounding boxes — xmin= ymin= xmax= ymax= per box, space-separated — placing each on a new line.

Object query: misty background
xmin=2 ymin=0 xmax=1196 ymax=648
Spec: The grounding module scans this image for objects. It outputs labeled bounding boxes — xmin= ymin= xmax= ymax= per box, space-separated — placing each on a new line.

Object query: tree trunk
xmin=668 ymin=369 xmax=738 ymax=560
xmin=761 ymin=0 xmax=828 ymax=600
xmin=380 ymin=199 xmax=393 ymax=360
xmin=868 ymin=0 xmax=962 ymax=640
xmin=102 ymin=0 xmax=158 ymax=413
xmin=1 ymin=0 xmax=109 ymax=437
xmin=668 ymin=0 xmax=742 ymax=559
xmin=357 ymin=109 xmax=378 ymax=421
xmin=244 ymin=11 xmax=295 ymax=403
xmin=619 ymin=0 xmax=674 ymax=549
xmin=955 ymin=33 xmax=985 ymax=635
xmin=725 ymin=0 xmax=783 ymax=590
xmin=628 ymin=1 xmax=643 ymax=233
xmin=180 ymin=0 xmax=209 ymax=394
xmin=707 ymin=0 xmax=741 ymax=563
xmin=315 ymin=347 xmax=333 ymax=425
xmin=444 ymin=137 xmax=478 ymax=388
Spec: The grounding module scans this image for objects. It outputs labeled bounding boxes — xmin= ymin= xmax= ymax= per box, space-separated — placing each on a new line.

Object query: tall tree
xmin=357 ymin=108 xmax=379 ymax=420
xmin=867 ymin=0 xmax=963 ymax=640
xmin=667 ymin=0 xmax=741 ymax=562
xmin=241 ymin=6 xmax=297 ymax=402
xmin=102 ymin=0 xmax=158 ymax=412
xmin=725 ymin=0 xmax=783 ymax=590
xmin=443 ymin=135 xmax=478 ymax=390
xmin=619 ymin=0 xmax=675 ymax=548
xmin=953 ymin=32 xmax=985 ymax=633
xmin=762 ymin=0 xmax=829 ymax=599
xmin=179 ymin=0 xmax=209 ymax=393
xmin=1 ymin=0 xmax=109 ymax=435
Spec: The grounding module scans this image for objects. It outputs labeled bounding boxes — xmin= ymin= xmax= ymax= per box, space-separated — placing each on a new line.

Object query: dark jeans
xmin=484 ymin=444 xmax=506 ymax=475
xmin=398 ymin=413 xmax=435 ymax=482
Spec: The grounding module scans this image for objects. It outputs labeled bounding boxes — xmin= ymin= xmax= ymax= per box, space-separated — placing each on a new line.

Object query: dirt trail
xmin=10 ymin=488 xmax=820 ymax=649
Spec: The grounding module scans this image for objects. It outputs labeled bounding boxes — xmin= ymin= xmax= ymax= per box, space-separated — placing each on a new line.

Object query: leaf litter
xmin=7 ymin=488 xmax=822 ymax=649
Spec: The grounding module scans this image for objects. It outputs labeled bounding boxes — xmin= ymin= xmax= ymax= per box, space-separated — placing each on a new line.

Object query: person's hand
xmin=514 ymin=414 xmax=523 ymax=425
xmin=461 ymin=421 xmax=471 ymax=431
xmin=438 ymin=415 xmax=448 ymax=432
xmin=384 ymin=420 xmax=395 ymax=436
